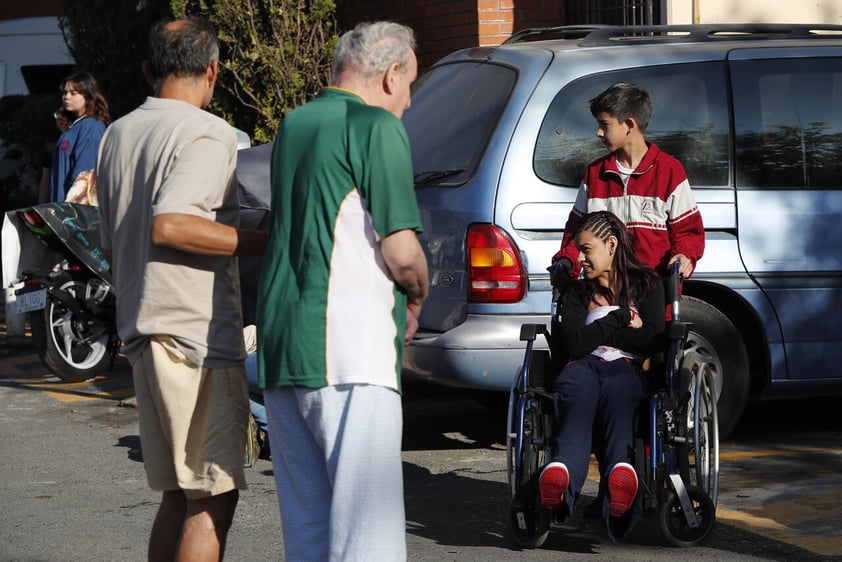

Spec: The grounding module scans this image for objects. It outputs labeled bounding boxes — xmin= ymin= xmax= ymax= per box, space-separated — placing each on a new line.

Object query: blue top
xmin=50 ymin=116 xmax=106 ymax=202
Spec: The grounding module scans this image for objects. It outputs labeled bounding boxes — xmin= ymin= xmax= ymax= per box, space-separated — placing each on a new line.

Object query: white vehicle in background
xmin=0 ymin=16 xmax=74 ymax=97
xmin=0 ymin=17 xmax=74 ymax=212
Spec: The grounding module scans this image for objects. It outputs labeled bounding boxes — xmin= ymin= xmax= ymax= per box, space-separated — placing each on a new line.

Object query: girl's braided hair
xmin=574 ymin=211 xmax=661 ymax=307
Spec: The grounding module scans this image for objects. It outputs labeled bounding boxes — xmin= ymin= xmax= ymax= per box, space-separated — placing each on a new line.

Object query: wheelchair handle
xmin=519 ymin=323 xmax=548 ymax=342
xmin=668 ymin=261 xmax=681 ymax=321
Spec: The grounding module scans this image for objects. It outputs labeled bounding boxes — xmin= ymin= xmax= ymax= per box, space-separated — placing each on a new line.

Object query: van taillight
xmin=467 ymin=224 xmax=526 ymax=303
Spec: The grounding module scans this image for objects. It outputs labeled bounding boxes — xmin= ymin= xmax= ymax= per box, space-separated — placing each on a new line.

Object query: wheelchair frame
xmin=506 ymin=266 xmax=719 ymax=548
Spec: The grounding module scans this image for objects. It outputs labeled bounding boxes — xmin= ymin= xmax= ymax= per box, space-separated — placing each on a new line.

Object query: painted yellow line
xmin=9 ymin=376 xmax=133 ymax=403
xmin=581 ymin=447 xmax=842 ymax=481
xmin=744 ymin=489 xmax=842 ymax=527
xmin=718 ymin=505 xmax=842 ymax=557
xmin=584 ymin=447 xmax=842 ymax=483
xmin=720 ymin=448 xmax=842 ymax=461
xmin=582 ymin=449 xmax=842 ymax=557
xmin=42 ymin=386 xmax=134 ymax=402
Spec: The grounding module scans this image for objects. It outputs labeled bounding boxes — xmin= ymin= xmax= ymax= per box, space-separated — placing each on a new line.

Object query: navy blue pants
xmin=551 ymin=354 xmax=646 ymax=540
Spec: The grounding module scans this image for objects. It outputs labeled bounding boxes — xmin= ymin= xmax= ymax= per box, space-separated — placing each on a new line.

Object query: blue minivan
xmin=401 ymin=24 xmax=842 ymax=437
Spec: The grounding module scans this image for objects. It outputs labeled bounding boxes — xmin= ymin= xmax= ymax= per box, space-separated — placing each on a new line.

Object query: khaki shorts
xmin=132 ymin=336 xmax=248 ymax=499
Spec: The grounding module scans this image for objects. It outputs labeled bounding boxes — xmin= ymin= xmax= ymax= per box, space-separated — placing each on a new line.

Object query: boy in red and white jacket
xmin=552 ymin=81 xmax=704 ymax=280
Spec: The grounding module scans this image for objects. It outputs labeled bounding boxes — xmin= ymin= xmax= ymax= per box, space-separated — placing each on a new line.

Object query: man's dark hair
xmin=147 ymin=17 xmax=219 ymax=89
xmin=589 ymin=81 xmax=653 ymax=132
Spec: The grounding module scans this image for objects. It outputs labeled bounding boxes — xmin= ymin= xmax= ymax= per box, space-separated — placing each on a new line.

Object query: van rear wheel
xmin=680 ymin=297 xmax=749 ymax=438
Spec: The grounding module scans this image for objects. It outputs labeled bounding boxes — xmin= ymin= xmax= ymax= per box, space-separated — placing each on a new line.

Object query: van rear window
xmin=535 ymin=62 xmax=730 ymax=187
xmin=405 ymin=61 xmax=516 ymax=187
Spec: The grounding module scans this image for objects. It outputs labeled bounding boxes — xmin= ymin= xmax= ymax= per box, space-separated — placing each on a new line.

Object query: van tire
xmin=680 ymin=297 xmax=749 ymax=438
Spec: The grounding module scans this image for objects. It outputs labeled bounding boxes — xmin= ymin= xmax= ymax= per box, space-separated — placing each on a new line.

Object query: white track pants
xmin=264 ymin=384 xmax=406 ymax=562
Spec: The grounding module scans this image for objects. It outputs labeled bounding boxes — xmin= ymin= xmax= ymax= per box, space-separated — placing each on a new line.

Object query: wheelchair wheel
xmin=634 ymin=437 xmax=656 ymax=509
xmin=509 ymin=493 xmax=550 ymax=549
xmin=506 ymin=368 xmax=551 ymax=548
xmin=658 ymin=485 xmax=716 ymax=547
xmin=677 ymin=351 xmax=720 ymax=506
xmin=505 ymin=370 xmax=525 ymax=497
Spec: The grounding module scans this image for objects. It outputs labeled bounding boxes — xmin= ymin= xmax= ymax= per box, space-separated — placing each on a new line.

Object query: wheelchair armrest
xmin=519 ymin=323 xmax=548 ymax=342
xmin=667 ymin=321 xmax=693 ymax=341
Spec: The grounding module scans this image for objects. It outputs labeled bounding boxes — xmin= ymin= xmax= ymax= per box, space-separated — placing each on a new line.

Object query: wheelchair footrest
xmin=667 ymin=473 xmax=701 ymax=529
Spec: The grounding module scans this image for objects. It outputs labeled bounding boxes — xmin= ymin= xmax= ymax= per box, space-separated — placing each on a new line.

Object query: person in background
xmin=38 ymin=108 xmax=72 ymax=204
xmin=49 ymin=71 xmax=110 ymax=203
xmin=96 ymin=17 xmax=266 ymax=561
xmin=257 ymin=21 xmax=429 ymax=561
xmin=242 ymin=324 xmax=269 ymax=451
xmin=540 ymin=210 xmax=665 ymax=542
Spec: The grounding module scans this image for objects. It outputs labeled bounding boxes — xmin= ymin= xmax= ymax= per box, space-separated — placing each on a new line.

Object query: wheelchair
xmin=506 ymin=265 xmax=719 ymax=548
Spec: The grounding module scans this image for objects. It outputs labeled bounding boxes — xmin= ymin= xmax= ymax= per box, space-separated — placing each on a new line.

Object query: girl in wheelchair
xmin=539 ymin=210 xmax=665 ymax=542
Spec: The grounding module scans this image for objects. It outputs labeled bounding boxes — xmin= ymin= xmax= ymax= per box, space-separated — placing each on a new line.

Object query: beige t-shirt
xmin=97 ymin=97 xmax=245 ymax=368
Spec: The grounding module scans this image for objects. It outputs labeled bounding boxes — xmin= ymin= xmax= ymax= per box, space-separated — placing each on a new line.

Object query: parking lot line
xmin=5 ymin=375 xmax=134 ymax=402
xmin=718 ymin=503 xmax=842 ymax=557
xmin=721 ymin=448 xmax=842 ymax=461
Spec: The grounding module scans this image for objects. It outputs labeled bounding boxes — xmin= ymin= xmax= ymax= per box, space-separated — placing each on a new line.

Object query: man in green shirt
xmin=257 ymin=21 xmax=428 ymax=561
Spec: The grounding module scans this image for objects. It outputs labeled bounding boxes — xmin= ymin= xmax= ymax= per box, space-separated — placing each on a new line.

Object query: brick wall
xmin=338 ymin=0 xmax=478 ymax=69
xmin=0 ymin=0 xmax=62 ymax=21
xmin=478 ymin=0 xmax=571 ymax=46
xmin=339 ymin=0 xmax=567 ymax=69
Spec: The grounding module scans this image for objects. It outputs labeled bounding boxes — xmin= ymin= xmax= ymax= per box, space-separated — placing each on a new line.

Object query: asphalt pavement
xmin=2 ymin=327 xmax=842 ymax=561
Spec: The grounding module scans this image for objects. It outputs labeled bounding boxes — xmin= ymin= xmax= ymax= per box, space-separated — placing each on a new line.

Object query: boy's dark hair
xmin=147 ymin=17 xmax=219 ymax=90
xmin=589 ymin=81 xmax=653 ymax=132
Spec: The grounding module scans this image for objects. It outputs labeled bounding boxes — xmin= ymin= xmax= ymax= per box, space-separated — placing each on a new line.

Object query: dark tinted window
xmin=535 ymin=62 xmax=730 ymax=187
xmin=404 ymin=61 xmax=516 ymax=187
xmin=732 ymin=57 xmax=842 ymax=190
xmin=21 ymin=64 xmax=74 ymax=95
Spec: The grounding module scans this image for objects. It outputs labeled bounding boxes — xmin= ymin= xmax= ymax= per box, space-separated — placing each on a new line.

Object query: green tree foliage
xmin=171 ymin=0 xmax=338 ymax=143
xmin=0 ymin=0 xmax=341 ymax=205
xmin=58 ymin=0 xmax=338 ymax=143
xmin=2 ymin=0 xmax=339 ymax=207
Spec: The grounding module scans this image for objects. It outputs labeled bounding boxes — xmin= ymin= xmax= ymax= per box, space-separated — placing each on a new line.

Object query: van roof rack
xmin=578 ymin=24 xmax=842 ymax=47
xmin=503 ymin=25 xmax=611 ymax=44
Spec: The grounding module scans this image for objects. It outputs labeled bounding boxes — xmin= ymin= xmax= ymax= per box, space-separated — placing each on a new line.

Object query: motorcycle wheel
xmin=29 ymin=276 xmax=113 ymax=382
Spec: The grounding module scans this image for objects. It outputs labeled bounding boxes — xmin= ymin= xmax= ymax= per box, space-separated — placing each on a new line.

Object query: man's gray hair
xmin=333 ymin=21 xmax=416 ymax=80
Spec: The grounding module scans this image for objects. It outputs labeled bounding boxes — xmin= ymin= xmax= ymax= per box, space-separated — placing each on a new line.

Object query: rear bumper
xmin=403 ymin=313 xmax=550 ymax=391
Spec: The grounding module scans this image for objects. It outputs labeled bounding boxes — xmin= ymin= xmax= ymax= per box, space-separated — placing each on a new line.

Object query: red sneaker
xmin=538 ymin=462 xmax=569 ymax=510
xmin=607 ymin=462 xmax=638 ymax=518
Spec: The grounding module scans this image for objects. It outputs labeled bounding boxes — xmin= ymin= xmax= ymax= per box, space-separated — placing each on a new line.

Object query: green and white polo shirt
xmin=257 ymin=88 xmax=422 ymax=392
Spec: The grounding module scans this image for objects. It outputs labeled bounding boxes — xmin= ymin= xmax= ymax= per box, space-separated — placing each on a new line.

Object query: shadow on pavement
xmin=116 ymin=434 xmax=143 ymax=462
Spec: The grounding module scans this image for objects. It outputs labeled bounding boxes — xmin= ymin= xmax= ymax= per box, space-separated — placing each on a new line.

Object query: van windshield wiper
xmin=414 ymin=168 xmax=465 ymax=185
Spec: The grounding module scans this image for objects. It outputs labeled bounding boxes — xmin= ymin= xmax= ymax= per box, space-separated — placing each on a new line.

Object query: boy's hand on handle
xmin=548 ymin=258 xmax=574 ymax=287
xmin=669 ymin=253 xmax=693 ymax=279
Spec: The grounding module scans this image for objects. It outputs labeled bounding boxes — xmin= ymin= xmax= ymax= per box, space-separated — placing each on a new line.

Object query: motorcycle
xmin=2 ymin=144 xmax=271 ymax=382
xmin=4 ymin=202 xmax=118 ymax=382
